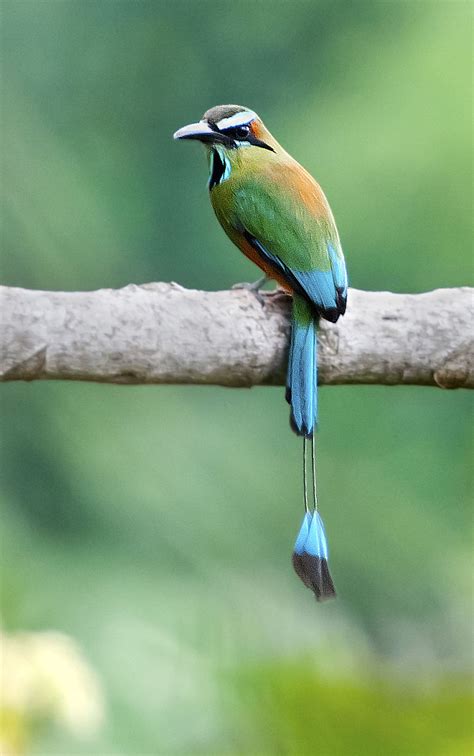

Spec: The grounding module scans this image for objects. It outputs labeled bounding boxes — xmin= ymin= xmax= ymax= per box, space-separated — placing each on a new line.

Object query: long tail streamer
xmin=291 ymin=415 xmax=336 ymax=601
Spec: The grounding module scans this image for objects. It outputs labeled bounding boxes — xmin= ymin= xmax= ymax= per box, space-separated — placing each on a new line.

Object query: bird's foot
xmin=232 ymin=276 xmax=268 ymax=306
xmin=266 ymin=285 xmax=291 ymax=304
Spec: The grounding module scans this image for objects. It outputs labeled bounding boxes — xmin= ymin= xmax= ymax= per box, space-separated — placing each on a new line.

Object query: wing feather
xmin=230 ymin=164 xmax=347 ymax=320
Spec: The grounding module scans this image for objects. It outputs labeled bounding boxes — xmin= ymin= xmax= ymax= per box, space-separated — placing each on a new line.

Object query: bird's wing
xmin=231 ymin=162 xmax=347 ymax=320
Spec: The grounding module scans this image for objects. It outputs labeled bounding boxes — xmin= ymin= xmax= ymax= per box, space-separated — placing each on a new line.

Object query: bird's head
xmin=174 ymin=104 xmax=280 ymax=181
xmin=173 ymin=104 xmax=276 ymax=154
xmin=174 ymin=105 xmax=278 ymax=189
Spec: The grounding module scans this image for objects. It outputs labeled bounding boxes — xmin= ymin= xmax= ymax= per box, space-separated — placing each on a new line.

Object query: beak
xmin=173 ymin=120 xmax=228 ymax=145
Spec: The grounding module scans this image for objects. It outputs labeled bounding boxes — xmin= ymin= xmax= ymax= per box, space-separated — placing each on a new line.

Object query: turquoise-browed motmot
xmin=174 ymin=105 xmax=347 ymax=601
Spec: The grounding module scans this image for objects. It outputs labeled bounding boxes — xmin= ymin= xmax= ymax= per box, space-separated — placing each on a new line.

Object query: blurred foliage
xmin=0 ymin=629 xmax=103 ymax=754
xmin=228 ymin=660 xmax=473 ymax=756
xmin=0 ymin=0 xmax=472 ymax=753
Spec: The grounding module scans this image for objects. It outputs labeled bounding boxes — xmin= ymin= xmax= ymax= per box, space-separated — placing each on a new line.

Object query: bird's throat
xmin=209 ymin=146 xmax=231 ymax=190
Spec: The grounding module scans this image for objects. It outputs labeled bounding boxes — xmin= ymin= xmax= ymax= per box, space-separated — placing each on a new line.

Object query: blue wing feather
xmin=243 ymin=231 xmax=347 ymax=320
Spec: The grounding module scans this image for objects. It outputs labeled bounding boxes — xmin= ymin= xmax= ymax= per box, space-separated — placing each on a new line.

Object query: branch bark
xmin=0 ymin=284 xmax=472 ymax=389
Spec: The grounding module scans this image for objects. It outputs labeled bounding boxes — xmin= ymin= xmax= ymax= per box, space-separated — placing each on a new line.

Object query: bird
xmin=174 ymin=105 xmax=347 ymax=601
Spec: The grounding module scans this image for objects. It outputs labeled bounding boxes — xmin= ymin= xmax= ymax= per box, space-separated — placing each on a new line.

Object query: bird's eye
xmin=234 ymin=125 xmax=250 ymax=139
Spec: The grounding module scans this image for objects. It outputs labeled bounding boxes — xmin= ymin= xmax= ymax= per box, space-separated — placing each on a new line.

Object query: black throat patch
xmin=208 ymin=148 xmax=226 ymax=190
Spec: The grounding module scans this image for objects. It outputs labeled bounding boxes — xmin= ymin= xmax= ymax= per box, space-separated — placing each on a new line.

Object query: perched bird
xmin=174 ymin=105 xmax=347 ymax=600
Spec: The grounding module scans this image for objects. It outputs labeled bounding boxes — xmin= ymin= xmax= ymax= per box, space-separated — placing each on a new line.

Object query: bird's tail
xmin=286 ymin=296 xmax=336 ymax=601
xmin=292 ymin=507 xmax=336 ymax=601
xmin=286 ymin=295 xmax=318 ymax=438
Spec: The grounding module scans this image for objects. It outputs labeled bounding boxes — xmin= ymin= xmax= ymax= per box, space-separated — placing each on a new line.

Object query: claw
xmin=232 ymin=276 xmax=268 ymax=306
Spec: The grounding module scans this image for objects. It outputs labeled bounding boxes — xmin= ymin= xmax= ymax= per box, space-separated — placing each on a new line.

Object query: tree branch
xmin=0 ymin=284 xmax=472 ymax=389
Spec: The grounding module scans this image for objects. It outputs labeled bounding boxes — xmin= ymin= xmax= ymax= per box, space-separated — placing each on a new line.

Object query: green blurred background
xmin=1 ymin=1 xmax=472 ymax=753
